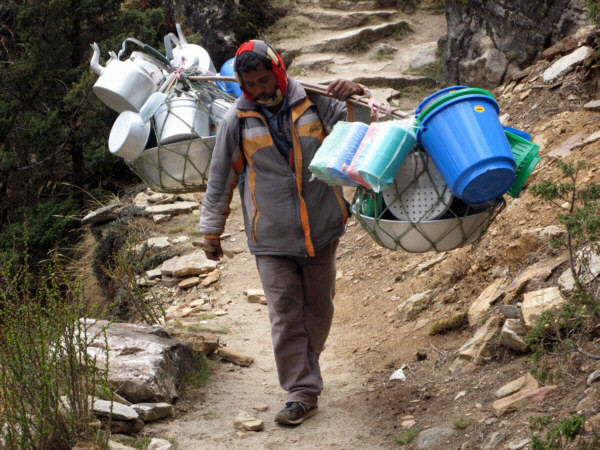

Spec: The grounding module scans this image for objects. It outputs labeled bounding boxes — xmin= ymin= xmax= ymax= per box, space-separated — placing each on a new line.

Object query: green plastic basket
xmin=505 ymin=131 xmax=540 ymax=198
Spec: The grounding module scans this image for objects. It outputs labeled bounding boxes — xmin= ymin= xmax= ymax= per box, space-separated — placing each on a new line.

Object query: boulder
xmin=443 ymin=0 xmax=588 ymax=88
xmin=85 ymin=320 xmax=198 ymax=403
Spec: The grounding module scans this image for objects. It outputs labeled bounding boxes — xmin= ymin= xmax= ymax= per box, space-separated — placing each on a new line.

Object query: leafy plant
xmin=429 ymin=312 xmax=467 ymax=335
xmin=453 ymin=416 xmax=471 ymax=429
xmin=0 ymin=250 xmax=110 ymax=448
xmin=587 ymin=0 xmax=600 ymax=25
xmin=527 ymin=161 xmax=600 ymax=380
xmin=530 ymin=415 xmax=587 ymax=449
xmin=394 ymin=427 xmax=419 ymax=445
xmin=101 ymin=232 xmax=166 ymax=324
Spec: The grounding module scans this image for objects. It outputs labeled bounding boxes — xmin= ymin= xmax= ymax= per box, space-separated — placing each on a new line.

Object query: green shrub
xmin=429 ymin=312 xmax=467 ymax=335
xmin=530 ymin=415 xmax=587 ymax=449
xmin=0 ymin=196 xmax=81 ymax=263
xmin=0 ymin=250 xmax=110 ymax=449
xmin=527 ymin=161 xmax=600 ymax=381
xmin=394 ymin=427 xmax=419 ymax=445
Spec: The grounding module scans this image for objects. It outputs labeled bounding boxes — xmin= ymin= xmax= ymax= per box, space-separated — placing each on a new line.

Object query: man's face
xmin=240 ymin=62 xmax=278 ymax=102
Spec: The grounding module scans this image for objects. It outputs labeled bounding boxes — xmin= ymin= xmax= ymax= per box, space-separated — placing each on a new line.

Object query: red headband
xmin=234 ymin=40 xmax=288 ymax=105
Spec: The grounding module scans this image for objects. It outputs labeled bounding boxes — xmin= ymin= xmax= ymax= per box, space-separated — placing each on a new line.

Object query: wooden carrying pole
xmin=188 ymin=75 xmax=409 ymax=120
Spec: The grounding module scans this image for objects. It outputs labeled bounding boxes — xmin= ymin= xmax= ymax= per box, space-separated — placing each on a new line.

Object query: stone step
xmin=296 ymin=9 xmax=398 ymax=30
xmin=297 ymin=0 xmax=401 ymax=11
xmin=278 ymin=20 xmax=412 ymax=55
xmin=308 ymin=20 xmax=412 ymax=53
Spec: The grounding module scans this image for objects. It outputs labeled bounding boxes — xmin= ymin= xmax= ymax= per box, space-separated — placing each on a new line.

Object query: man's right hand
xmin=202 ymin=237 xmax=224 ymax=261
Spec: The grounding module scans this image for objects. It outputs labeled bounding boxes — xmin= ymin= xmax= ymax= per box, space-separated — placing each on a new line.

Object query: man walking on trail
xmin=199 ymin=40 xmax=367 ymax=426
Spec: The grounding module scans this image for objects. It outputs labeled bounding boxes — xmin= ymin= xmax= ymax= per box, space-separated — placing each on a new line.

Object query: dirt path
xmin=145 ymin=193 xmax=392 ymax=448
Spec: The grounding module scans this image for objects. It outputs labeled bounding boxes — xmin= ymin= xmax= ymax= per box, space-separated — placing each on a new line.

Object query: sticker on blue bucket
xmin=417 ymin=94 xmax=516 ymax=204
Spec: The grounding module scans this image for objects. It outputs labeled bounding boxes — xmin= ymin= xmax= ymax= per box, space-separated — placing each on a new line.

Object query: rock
xmin=503 ymin=254 xmax=568 ymax=303
xmin=588 ymin=368 xmax=600 ymax=386
xmin=93 ymin=400 xmax=139 ymax=421
xmin=415 ymin=254 xmax=447 ymax=273
xmin=397 ymin=290 xmax=434 ymax=321
xmin=522 ymin=287 xmax=567 ymax=328
xmin=449 ymin=358 xmax=477 ymax=377
xmin=146 ymin=268 xmax=163 ymax=280
xmin=245 ymin=288 xmax=267 ymax=305
xmin=444 ymin=1 xmax=587 ymax=87
xmin=389 ymin=367 xmax=406 ymax=381
xmin=456 ymin=316 xmax=501 ymax=364
xmin=218 ymin=348 xmax=254 ymax=367
xmin=585 ymin=413 xmax=600 ymax=432
xmin=201 ymin=270 xmax=221 ymax=286
xmin=178 ymin=277 xmax=200 ymax=289
xmin=234 ymin=410 xmax=264 ymax=431
xmin=253 ymin=403 xmax=268 ymax=412
xmin=147 ymin=193 xmax=175 ymax=204
xmin=468 ymin=277 xmax=506 ymax=326
xmin=85 ymin=320 xmax=198 ymax=403
xmin=482 ymin=431 xmax=505 ymax=449
xmin=402 ymin=419 xmax=417 ymax=428
xmin=494 ymin=373 xmax=539 ymax=399
xmin=558 ymin=267 xmax=576 ymax=292
xmin=166 ymin=329 xmax=219 ymax=355
xmin=415 ymin=426 xmax=455 ymax=449
xmin=110 ymin=419 xmax=144 ymax=434
xmin=107 ymin=441 xmax=137 ymax=450
xmin=138 ymin=237 xmax=171 ymax=251
xmin=81 ymin=203 xmax=123 ymax=226
xmin=145 ymin=201 xmax=200 ymax=216
xmin=499 ymin=319 xmax=528 ymax=352
xmin=542 ymin=46 xmax=593 ymax=82
xmin=508 ymin=438 xmax=531 ymax=450
xmin=492 ymin=386 xmax=557 ymax=417
xmin=499 ymin=305 xmax=522 ymax=320
xmin=370 ymin=43 xmax=397 ymax=57
xmin=409 ymin=41 xmax=437 ymax=69
xmin=584 ymin=100 xmax=600 ymax=111
xmin=147 ymin=202 xmax=173 ymax=217
xmin=171 ymin=236 xmax=190 ymax=245
xmin=161 ymin=251 xmax=218 ymax=278
xmin=132 ymin=403 xmax=173 ymax=422
xmin=576 ymin=393 xmax=598 ymax=414
xmin=147 ymin=438 xmax=173 ymax=450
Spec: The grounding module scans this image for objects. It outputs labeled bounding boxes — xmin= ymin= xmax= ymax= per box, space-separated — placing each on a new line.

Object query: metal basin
xmin=130 ymin=137 xmax=215 ymax=193
xmin=356 ymin=199 xmax=503 ymax=253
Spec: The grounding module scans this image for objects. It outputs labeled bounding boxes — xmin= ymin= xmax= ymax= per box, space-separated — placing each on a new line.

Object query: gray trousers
xmin=255 ymin=239 xmax=338 ymax=407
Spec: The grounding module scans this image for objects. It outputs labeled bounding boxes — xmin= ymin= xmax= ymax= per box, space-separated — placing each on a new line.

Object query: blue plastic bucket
xmin=216 ymin=58 xmax=243 ymax=98
xmin=415 ymin=85 xmax=469 ymax=115
xmin=502 ymin=125 xmax=531 ymax=141
xmin=417 ymin=94 xmax=516 ymax=204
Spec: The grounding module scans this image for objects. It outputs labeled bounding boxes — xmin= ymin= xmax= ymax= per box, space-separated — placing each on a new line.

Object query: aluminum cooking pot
xmin=154 ymin=93 xmax=210 ymax=145
xmin=166 ymin=24 xmax=216 ymax=74
xmin=90 ymin=42 xmax=158 ymax=113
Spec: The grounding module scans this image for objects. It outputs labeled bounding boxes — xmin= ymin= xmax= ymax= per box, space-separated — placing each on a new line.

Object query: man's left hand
xmin=326 ymin=79 xmax=364 ymax=101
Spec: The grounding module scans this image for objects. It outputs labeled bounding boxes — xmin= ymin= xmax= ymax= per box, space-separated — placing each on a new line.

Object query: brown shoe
xmin=274 ymin=401 xmax=319 ymax=426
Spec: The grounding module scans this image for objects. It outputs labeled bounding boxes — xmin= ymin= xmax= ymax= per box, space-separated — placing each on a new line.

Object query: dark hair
xmin=235 ymin=51 xmax=272 ymax=74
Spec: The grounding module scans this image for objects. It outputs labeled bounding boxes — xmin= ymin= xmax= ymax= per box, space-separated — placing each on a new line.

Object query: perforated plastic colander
xmin=382 ymin=152 xmax=454 ymax=222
